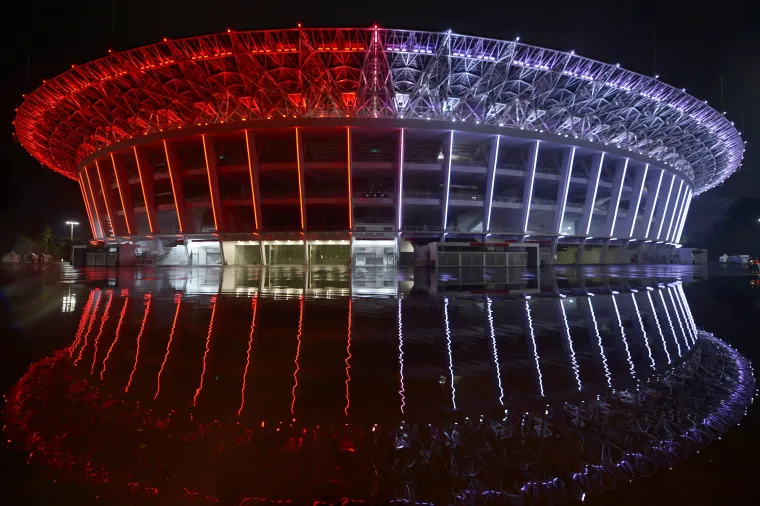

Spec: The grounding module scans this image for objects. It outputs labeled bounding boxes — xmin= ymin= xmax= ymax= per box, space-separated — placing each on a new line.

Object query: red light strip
xmin=78 ymin=178 xmax=97 ymax=238
xmin=133 ymin=146 xmax=156 ymax=233
xmin=69 ymin=289 xmax=96 ymax=357
xmin=95 ymin=161 xmax=115 ymax=236
xmin=110 ymin=153 xmax=133 ymax=234
xmin=295 ymin=128 xmax=305 ymax=231
xmin=155 ymin=294 xmax=182 ymax=400
xmin=101 ymin=295 xmax=129 ymax=380
xmin=83 ymin=167 xmax=104 ymax=237
xmin=344 ymin=298 xmax=352 ymax=416
xmin=244 ymin=131 xmax=259 ymax=231
xmin=291 ymin=294 xmax=304 ymax=415
xmin=125 ymin=294 xmax=152 ymax=393
xmin=163 ymin=141 xmax=185 ymax=232
xmin=90 ymin=290 xmax=114 ymax=374
xmin=193 ymin=296 xmax=217 ymax=406
xmin=74 ymin=290 xmax=102 ymax=366
xmin=201 ymin=135 xmax=220 ymax=231
xmin=346 ymin=127 xmax=353 ymax=230
xmin=238 ymin=295 xmax=259 ymax=416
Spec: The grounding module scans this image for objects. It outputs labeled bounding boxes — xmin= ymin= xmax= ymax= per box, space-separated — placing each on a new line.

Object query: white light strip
xmin=670 ymin=286 xmax=696 ymax=345
xmin=665 ymin=180 xmax=684 ymax=241
xmin=612 ymin=295 xmax=636 ymax=380
xmin=608 ymin=159 xmax=628 ymax=237
xmin=398 ymin=297 xmax=405 ymax=414
xmin=444 ymin=297 xmax=456 ymax=409
xmin=559 ymin=299 xmax=581 ymax=392
xmin=525 ymin=299 xmax=544 ymax=397
xmin=522 ymin=140 xmax=540 ymax=233
xmin=675 ymin=190 xmax=693 ymax=244
xmin=644 ymin=170 xmax=664 ymax=238
xmin=666 ymin=288 xmax=689 ymax=350
xmin=588 ymin=298 xmax=612 ymax=389
xmin=556 ymin=147 xmax=576 ymax=234
xmin=658 ymin=290 xmax=681 ymax=357
xmin=631 ymin=292 xmax=655 ymax=369
xmin=656 ymin=174 xmax=676 ymax=240
xmin=668 ymin=184 xmax=687 ymax=243
xmin=647 ymin=291 xmax=671 ymax=364
xmin=442 ymin=130 xmax=454 ymax=231
xmin=487 ymin=297 xmax=504 ymax=404
xmin=485 ymin=136 xmax=501 ymax=232
xmin=584 ymin=152 xmax=604 ymax=235
xmin=397 ymin=128 xmax=405 ymax=231
xmin=628 ymin=164 xmax=648 ymax=238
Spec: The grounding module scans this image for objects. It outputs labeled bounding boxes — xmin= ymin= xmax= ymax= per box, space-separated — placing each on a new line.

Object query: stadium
xmin=14 ymin=27 xmax=744 ymax=266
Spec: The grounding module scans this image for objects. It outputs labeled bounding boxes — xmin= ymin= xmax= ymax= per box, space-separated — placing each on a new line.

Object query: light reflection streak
xmin=666 ymin=287 xmax=689 ymax=349
xmin=676 ymin=284 xmax=699 ymax=340
xmin=658 ymin=290 xmax=682 ymax=357
xmin=101 ymin=295 xmax=129 ymax=379
xmin=631 ymin=293 xmax=655 ymax=370
xmin=647 ymin=292 xmax=671 ymax=364
xmin=192 ymin=296 xmax=217 ymax=404
xmin=444 ymin=297 xmax=457 ymax=409
xmin=344 ymin=298 xmax=352 ymax=416
xmin=559 ymin=299 xmax=582 ymax=391
xmin=671 ymin=286 xmax=696 ymax=346
xmin=154 ymin=294 xmax=182 ymax=400
xmin=525 ymin=299 xmax=545 ymax=397
xmin=587 ymin=298 xmax=612 ymax=389
xmin=74 ymin=290 xmax=102 ymax=366
xmin=90 ymin=290 xmax=114 ymax=374
xmin=69 ymin=289 xmax=96 ymax=358
xmin=291 ymin=294 xmax=304 ymax=415
xmin=487 ymin=297 xmax=505 ymax=404
xmin=238 ymin=295 xmax=259 ymax=415
xmin=398 ymin=297 xmax=405 ymax=414
xmin=125 ymin=294 xmax=152 ymax=393
xmin=612 ymin=295 xmax=636 ymax=380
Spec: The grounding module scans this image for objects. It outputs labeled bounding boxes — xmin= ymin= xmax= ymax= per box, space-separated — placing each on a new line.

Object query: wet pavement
xmin=1 ymin=264 xmax=757 ymax=505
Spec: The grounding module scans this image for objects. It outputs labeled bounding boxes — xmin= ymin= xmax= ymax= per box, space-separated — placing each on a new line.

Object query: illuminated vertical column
xmin=95 ymin=160 xmax=124 ymax=236
xmin=580 ymin=152 xmax=604 ymax=236
xmin=604 ymin=158 xmax=628 ymax=237
xmin=483 ymin=135 xmax=500 ymax=234
xmin=82 ymin=166 xmax=106 ymax=238
xmin=668 ymin=184 xmax=689 ymax=243
xmin=111 ymin=153 xmax=136 ymax=235
xmin=654 ymin=173 xmax=675 ymax=240
xmin=553 ymin=146 xmax=576 ymax=235
xmin=623 ymin=164 xmax=648 ymax=239
xmin=201 ymin=135 xmax=225 ymax=232
xmin=675 ymin=189 xmax=693 ymax=244
xmin=441 ymin=131 xmax=454 ymax=233
xmin=346 ymin=127 xmax=354 ymax=231
xmin=643 ymin=169 xmax=664 ymax=239
xmin=133 ymin=146 xmax=160 ymax=234
xmin=244 ymin=131 xmax=263 ymax=233
xmin=396 ymin=128 xmax=406 ymax=232
xmin=163 ymin=140 xmax=190 ymax=233
xmin=78 ymin=175 xmax=99 ymax=238
xmin=295 ymin=128 xmax=307 ymax=231
xmin=521 ymin=140 xmax=540 ymax=234
xmin=665 ymin=180 xmax=684 ymax=242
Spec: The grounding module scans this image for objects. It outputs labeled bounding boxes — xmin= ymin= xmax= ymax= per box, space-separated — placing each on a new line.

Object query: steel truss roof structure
xmin=15 ymin=27 xmax=743 ymax=194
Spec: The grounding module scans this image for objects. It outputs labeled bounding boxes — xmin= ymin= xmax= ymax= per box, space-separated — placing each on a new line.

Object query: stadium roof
xmin=14 ymin=27 xmax=743 ymax=193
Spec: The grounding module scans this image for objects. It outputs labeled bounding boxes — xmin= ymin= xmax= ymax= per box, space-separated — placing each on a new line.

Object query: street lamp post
xmin=65 ymin=221 xmax=79 ymax=240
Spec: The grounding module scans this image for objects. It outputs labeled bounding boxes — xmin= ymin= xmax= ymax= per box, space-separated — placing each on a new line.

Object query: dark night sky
xmin=1 ymin=0 xmax=757 ymax=240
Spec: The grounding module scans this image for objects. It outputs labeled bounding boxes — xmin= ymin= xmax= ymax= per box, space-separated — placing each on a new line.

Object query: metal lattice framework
xmin=15 ymin=27 xmax=743 ymax=194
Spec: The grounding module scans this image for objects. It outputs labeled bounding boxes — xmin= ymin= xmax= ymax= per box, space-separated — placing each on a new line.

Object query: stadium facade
xmin=14 ymin=27 xmax=744 ymax=266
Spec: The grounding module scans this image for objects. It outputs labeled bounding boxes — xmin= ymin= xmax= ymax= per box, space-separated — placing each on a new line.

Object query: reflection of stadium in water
xmin=4 ymin=268 xmax=753 ymax=505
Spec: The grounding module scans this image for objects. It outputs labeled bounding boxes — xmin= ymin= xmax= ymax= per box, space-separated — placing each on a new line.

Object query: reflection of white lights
xmin=658 ymin=290 xmax=681 ymax=357
xmin=676 ymin=284 xmax=698 ymax=339
xmin=631 ymin=292 xmax=655 ymax=369
xmin=398 ymin=297 xmax=405 ymax=414
xmin=667 ymin=287 xmax=690 ymax=347
xmin=559 ymin=299 xmax=582 ymax=391
xmin=588 ymin=298 xmax=612 ymax=388
xmin=62 ymin=294 xmax=77 ymax=313
xmin=647 ymin=291 xmax=671 ymax=364
xmin=525 ymin=300 xmax=544 ymax=397
xmin=444 ymin=297 xmax=457 ymax=409
xmin=612 ymin=294 xmax=636 ymax=380
xmin=487 ymin=297 xmax=505 ymax=404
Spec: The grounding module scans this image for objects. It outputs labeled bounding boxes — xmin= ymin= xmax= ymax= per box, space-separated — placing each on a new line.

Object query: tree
xmin=39 ymin=226 xmax=57 ymax=256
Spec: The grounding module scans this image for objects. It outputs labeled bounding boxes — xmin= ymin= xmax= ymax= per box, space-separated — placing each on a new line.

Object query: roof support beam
xmin=83 ymin=165 xmax=107 ymax=237
xmin=78 ymin=175 xmax=99 ymax=239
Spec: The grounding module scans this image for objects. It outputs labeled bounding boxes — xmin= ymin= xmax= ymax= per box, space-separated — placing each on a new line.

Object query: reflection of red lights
xmin=291 ymin=295 xmax=304 ymax=415
xmin=74 ymin=290 xmax=102 ymax=366
xmin=193 ymin=296 xmax=217 ymax=406
xmin=69 ymin=289 xmax=96 ymax=358
xmin=238 ymin=295 xmax=259 ymax=416
xmin=155 ymin=294 xmax=182 ymax=400
xmin=90 ymin=290 xmax=114 ymax=374
xmin=101 ymin=294 xmax=129 ymax=380
xmin=125 ymin=294 xmax=152 ymax=393
xmin=345 ymin=298 xmax=352 ymax=416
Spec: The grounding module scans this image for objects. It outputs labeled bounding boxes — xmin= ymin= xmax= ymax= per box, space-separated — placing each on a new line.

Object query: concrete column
xmin=483 ymin=135 xmax=500 ymax=233
xmin=553 ymin=147 xmax=576 ymax=235
xmin=110 ymin=153 xmax=136 ymax=235
xmin=295 ymin=128 xmax=307 ymax=231
xmin=163 ymin=140 xmax=190 ymax=233
xmin=604 ymin=159 xmax=628 ymax=238
xmin=577 ymin=238 xmax=587 ymax=265
xmin=441 ymin=130 xmax=454 ymax=232
xmin=622 ymin=164 xmax=648 ymax=239
xmin=133 ymin=146 xmax=160 ymax=234
xmin=548 ymin=237 xmax=559 ymax=265
xmin=580 ymin=153 xmax=604 ymax=237
xmin=641 ymin=169 xmax=664 ymax=240
xmin=652 ymin=173 xmax=675 ymax=241
xmin=600 ymin=238 xmax=611 ymax=264
xmin=244 ymin=131 xmax=263 ymax=233
xmin=521 ymin=140 xmax=540 ymax=234
xmin=200 ymin=135 xmax=225 ymax=232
